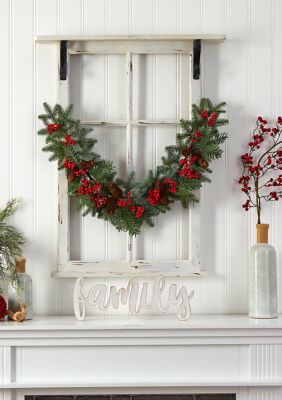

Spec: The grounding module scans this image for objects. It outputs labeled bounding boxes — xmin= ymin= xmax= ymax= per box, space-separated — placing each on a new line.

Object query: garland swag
xmin=38 ymin=98 xmax=228 ymax=235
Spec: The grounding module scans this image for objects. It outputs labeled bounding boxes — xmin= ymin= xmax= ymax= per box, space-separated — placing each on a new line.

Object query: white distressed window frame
xmin=35 ymin=35 xmax=225 ymax=278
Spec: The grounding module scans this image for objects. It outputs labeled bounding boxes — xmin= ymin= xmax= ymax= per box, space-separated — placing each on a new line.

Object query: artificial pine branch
xmin=0 ymin=199 xmax=26 ymax=287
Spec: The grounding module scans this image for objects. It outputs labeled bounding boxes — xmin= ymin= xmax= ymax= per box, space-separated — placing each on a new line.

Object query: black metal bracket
xmin=60 ymin=40 xmax=68 ymax=81
xmin=193 ymin=39 xmax=201 ymax=80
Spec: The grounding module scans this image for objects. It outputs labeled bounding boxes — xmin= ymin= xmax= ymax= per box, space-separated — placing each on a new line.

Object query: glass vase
xmin=249 ymin=224 xmax=278 ymax=319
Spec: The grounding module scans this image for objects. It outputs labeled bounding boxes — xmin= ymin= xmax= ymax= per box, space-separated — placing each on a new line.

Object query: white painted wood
xmin=81 ymin=119 xmax=182 ymax=125
xmin=12 ymin=0 xmax=34 ymax=272
xmin=52 ymin=260 xmax=204 ymax=278
xmin=126 ymin=51 xmax=133 ymax=262
xmin=108 ymin=0 xmax=129 ymax=35
xmin=73 ymin=276 xmax=194 ymax=320
xmin=59 ymin=0 xmax=82 ymax=36
xmin=132 ymin=0 xmax=154 ymax=34
xmin=58 ymin=79 xmax=71 ymax=269
xmin=1 ymin=316 xmax=282 ymax=397
xmin=275 ymin=0 xmax=282 ymax=316
xmin=83 ymin=0 xmax=106 ymax=35
xmin=1 ymin=314 xmax=282 ymax=335
xmin=52 ymin=37 xmax=204 ymax=281
xmin=34 ymin=8 xmax=60 ymax=316
xmin=202 ymin=22 xmax=228 ymax=313
xmin=250 ymin=0 xmax=275 ymax=244
xmin=202 ymin=0 xmax=226 ymax=35
xmin=179 ymin=0 xmax=202 ymax=35
xmin=3 ymin=381 xmax=282 ymax=389
xmin=0 ymin=0 xmax=11 ymax=203
xmin=68 ymin=40 xmax=194 ymax=55
xmin=156 ymin=0 xmax=177 ymax=34
xmin=36 ymin=0 xmax=58 ymax=36
xmin=35 ymin=34 xmax=227 ymax=42
xmin=225 ymin=0 xmax=250 ymax=314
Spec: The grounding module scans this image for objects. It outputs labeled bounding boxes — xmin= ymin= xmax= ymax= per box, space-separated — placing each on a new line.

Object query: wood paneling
xmin=0 ymin=0 xmax=281 ymax=315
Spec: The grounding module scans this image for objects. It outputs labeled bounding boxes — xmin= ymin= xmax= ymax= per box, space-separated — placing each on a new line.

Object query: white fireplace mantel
xmin=1 ymin=315 xmax=282 ymax=399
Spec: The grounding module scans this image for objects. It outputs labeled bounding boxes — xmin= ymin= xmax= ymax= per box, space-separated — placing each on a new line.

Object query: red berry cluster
xmin=163 ymin=177 xmax=177 ymax=193
xmin=117 ymin=192 xmax=131 ymax=207
xmin=147 ymin=188 xmax=161 ymax=206
xmin=200 ymin=109 xmax=218 ymax=125
xmin=178 ymin=156 xmax=200 ymax=179
xmin=77 ymin=179 xmax=102 ymax=196
xmin=242 ymin=199 xmax=250 ymax=211
xmin=191 ymin=130 xmax=202 ymax=143
xmin=77 ymin=179 xmax=106 ymax=209
xmin=47 ymin=123 xmax=60 ymax=135
xmin=0 ymin=295 xmax=7 ymax=320
xmin=241 ymin=154 xmax=253 ymax=165
xmin=207 ymin=112 xmax=218 ymax=127
xmin=92 ymin=195 xmax=107 ymax=209
xmin=130 ymin=205 xmax=145 ymax=219
xmin=238 ymin=175 xmax=251 ymax=194
xmin=200 ymin=110 xmax=209 ymax=119
xmin=269 ymin=191 xmax=279 ymax=201
xmin=63 ymin=134 xmax=75 ymax=147
xmin=64 ymin=158 xmax=77 ymax=169
xmin=74 ymin=168 xmax=87 ymax=177
xmin=147 ymin=178 xmax=177 ymax=207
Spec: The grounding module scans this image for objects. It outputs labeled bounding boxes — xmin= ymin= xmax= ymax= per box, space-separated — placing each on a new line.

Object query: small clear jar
xmin=8 ymin=257 xmax=32 ymax=320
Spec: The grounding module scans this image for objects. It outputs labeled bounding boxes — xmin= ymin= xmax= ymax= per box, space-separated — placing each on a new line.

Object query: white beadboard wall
xmin=1 ymin=0 xmax=282 ymax=316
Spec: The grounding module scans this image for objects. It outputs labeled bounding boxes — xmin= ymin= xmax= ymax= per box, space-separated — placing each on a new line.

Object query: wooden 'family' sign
xmin=73 ymin=276 xmax=194 ymax=321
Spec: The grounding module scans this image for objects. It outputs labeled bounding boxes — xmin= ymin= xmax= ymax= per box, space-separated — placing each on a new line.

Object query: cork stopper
xmin=16 ymin=257 xmax=26 ymax=273
xmin=256 ymin=224 xmax=269 ymax=244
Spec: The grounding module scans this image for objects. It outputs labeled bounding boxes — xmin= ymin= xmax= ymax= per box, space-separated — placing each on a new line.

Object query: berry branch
xmin=239 ymin=116 xmax=282 ymax=223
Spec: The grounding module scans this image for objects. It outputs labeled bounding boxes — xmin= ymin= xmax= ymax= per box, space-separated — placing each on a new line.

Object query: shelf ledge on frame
xmin=52 ymin=260 xmax=206 ymax=279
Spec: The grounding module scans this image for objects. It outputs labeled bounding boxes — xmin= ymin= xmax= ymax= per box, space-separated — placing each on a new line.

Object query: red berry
xmin=0 ymin=295 xmax=7 ymax=319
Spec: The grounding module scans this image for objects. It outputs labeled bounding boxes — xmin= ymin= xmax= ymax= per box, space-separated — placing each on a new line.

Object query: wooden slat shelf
xmin=52 ymin=260 xmax=206 ymax=278
xmin=35 ymin=34 xmax=226 ymax=42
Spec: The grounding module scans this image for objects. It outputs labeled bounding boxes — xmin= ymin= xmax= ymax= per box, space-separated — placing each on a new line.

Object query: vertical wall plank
xmin=59 ymin=0 xmax=83 ymax=35
xmin=201 ymin=0 xmax=227 ymax=313
xmin=12 ymin=0 xmax=38 ymax=314
xmin=202 ymin=0 xmax=226 ymax=34
xmin=0 ymin=0 xmax=11 ymax=203
xmin=108 ymin=0 xmax=130 ymax=34
xmin=35 ymin=42 xmax=59 ymax=314
xmin=250 ymin=0 xmax=275 ymax=245
xmin=273 ymin=0 xmax=282 ymax=312
xmin=132 ymin=0 xmax=154 ymax=33
xmin=84 ymin=0 xmax=106 ymax=35
xmin=36 ymin=0 xmax=58 ymax=35
xmin=179 ymin=0 xmax=202 ymax=34
xmin=156 ymin=0 xmax=177 ymax=33
xmin=225 ymin=0 xmax=250 ymax=313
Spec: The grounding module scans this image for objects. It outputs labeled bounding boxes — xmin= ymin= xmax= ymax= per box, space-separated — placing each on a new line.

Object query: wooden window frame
xmin=35 ymin=35 xmax=225 ymax=278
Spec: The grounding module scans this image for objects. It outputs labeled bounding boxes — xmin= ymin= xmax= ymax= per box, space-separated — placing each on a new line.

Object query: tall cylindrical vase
xmin=249 ymin=224 xmax=278 ymax=319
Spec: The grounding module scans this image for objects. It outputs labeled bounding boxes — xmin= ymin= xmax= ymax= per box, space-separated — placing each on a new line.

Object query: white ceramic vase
xmin=249 ymin=224 xmax=278 ymax=319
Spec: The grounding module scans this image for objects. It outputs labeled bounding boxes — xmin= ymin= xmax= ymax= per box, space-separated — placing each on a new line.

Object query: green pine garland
xmin=0 ymin=199 xmax=26 ymax=286
xmin=38 ymin=98 xmax=228 ymax=235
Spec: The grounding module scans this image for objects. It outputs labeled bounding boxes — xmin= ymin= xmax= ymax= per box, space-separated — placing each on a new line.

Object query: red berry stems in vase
xmin=239 ymin=116 xmax=282 ymax=223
